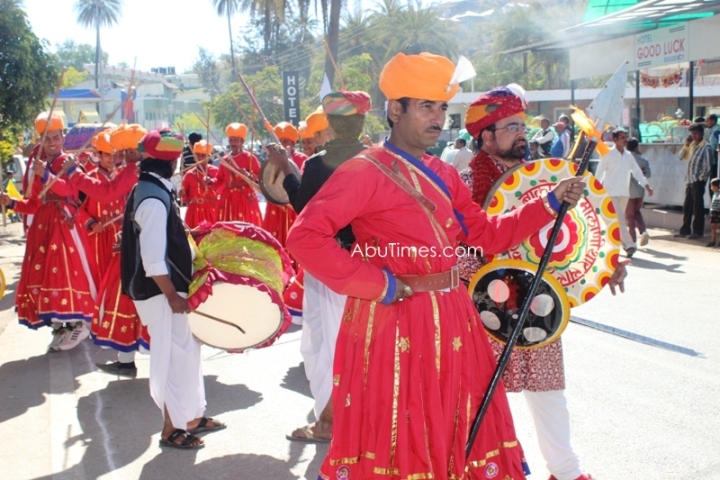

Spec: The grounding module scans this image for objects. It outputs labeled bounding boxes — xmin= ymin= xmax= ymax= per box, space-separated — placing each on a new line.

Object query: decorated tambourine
xmin=483 ymin=159 xmax=621 ymax=308
xmin=468 ymin=259 xmax=570 ymax=349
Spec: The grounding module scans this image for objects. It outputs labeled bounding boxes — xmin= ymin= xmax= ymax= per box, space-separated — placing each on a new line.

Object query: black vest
xmin=120 ymin=173 xmax=192 ymax=300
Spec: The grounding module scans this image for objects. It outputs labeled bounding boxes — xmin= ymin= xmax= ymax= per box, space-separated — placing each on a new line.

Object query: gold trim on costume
xmin=429 ymin=292 xmax=441 ymax=372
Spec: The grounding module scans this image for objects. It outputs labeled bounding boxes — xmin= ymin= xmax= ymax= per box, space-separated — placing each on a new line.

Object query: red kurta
xmin=181 ymin=164 xmax=221 ymax=229
xmin=216 ymin=151 xmax=262 ymax=226
xmin=263 ymin=151 xmax=307 ymax=246
xmin=288 ymin=144 xmax=555 ymax=480
xmin=14 ymin=152 xmax=99 ymax=329
xmin=81 ymin=167 xmax=126 ymax=274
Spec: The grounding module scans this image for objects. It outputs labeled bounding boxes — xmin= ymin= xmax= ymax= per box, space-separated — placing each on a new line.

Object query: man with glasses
xmin=460 ymin=86 xmax=598 ymax=480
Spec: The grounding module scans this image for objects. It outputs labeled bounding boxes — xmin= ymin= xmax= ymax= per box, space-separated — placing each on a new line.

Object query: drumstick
xmin=88 ymin=213 xmax=124 ymax=235
xmin=192 ymin=309 xmax=246 ymax=334
xmin=230 ymin=96 xmax=267 ymax=149
xmin=28 ymin=68 xmax=66 ymax=199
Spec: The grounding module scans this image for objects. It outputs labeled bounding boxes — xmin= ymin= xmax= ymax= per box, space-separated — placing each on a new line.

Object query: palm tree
xmin=74 ymin=0 xmax=123 ymax=89
xmin=211 ymin=0 xmax=240 ymax=77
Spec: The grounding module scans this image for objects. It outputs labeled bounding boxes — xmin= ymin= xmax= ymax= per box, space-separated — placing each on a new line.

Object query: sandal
xmin=159 ymin=429 xmax=205 ymax=450
xmin=285 ymin=424 xmax=331 ymax=444
xmin=188 ymin=416 xmax=227 ymax=435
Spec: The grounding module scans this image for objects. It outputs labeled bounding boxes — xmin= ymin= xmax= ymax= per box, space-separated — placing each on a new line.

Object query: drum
xmin=468 ymin=259 xmax=570 ymax=349
xmin=187 ymin=221 xmax=295 ymax=351
xmin=259 ymin=160 xmax=302 ymax=205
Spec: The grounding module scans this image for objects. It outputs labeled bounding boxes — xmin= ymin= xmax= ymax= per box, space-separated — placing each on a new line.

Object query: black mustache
xmin=428 ymin=125 xmax=442 ymax=132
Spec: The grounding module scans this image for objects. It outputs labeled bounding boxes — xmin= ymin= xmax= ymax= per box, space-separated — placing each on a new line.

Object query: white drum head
xmin=188 ymin=282 xmax=283 ymax=350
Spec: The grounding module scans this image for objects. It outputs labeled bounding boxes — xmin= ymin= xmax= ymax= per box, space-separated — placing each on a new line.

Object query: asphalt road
xmin=0 ymin=221 xmax=718 ymax=480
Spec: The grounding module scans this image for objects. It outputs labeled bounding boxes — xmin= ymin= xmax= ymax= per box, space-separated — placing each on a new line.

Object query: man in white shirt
xmin=452 ymin=137 xmax=473 ymax=171
xmin=531 ymin=117 xmax=554 ymax=156
xmin=121 ymin=130 xmax=225 ymax=450
xmin=595 ymin=130 xmax=654 ymax=257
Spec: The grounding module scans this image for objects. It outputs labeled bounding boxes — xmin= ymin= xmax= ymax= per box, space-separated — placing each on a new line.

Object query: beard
xmin=496 ymin=140 xmax=527 ymax=160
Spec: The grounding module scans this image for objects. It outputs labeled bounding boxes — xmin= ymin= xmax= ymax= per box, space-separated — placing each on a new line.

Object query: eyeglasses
xmin=492 ymin=123 xmax=528 ymax=134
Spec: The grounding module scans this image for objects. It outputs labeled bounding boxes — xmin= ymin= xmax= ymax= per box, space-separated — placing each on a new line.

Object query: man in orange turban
xmin=286 ymin=53 xmax=585 ymax=479
xmin=297 ymin=121 xmax=316 ymax=157
xmin=216 ymin=123 xmax=262 ymax=226
xmin=0 ymin=111 xmax=99 ymax=352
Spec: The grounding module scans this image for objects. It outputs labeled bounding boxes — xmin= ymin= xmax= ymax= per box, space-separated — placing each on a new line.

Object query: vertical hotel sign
xmin=283 ymin=71 xmax=300 ymax=126
xmin=636 ymin=23 xmax=687 ymax=68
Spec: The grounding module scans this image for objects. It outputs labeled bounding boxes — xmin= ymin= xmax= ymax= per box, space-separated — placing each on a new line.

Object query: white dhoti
xmin=523 ymin=390 xmax=582 ymax=480
xmin=134 ymin=294 xmax=206 ymax=430
xmin=300 ymin=271 xmax=346 ymax=420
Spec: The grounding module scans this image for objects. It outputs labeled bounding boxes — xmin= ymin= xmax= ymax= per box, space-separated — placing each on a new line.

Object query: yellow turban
xmin=192 ymin=140 xmax=213 ymax=155
xmin=305 ymin=109 xmax=329 ymax=136
xmin=34 ymin=112 xmax=64 ymax=135
xmin=226 ymin=123 xmax=248 ymax=139
xmin=379 ymin=53 xmax=458 ymax=102
xmin=109 ymin=124 xmax=148 ymax=151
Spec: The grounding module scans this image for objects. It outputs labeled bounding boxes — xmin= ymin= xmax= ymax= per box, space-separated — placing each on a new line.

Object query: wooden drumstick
xmin=192 ymin=309 xmax=246 ymax=334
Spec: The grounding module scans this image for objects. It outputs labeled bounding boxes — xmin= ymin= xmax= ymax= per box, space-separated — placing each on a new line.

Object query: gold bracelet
xmin=542 ymin=195 xmax=558 ymax=218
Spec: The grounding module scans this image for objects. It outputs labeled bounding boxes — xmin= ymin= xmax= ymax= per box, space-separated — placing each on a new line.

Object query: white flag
xmin=319 ymin=73 xmax=332 ymax=100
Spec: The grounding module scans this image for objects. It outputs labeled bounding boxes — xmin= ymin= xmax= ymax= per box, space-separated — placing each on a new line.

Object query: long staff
xmin=323 ymin=39 xmax=346 ymax=90
xmin=230 ymin=96 xmax=265 ymax=145
xmin=236 ymin=72 xmax=281 ymax=144
xmin=26 ymin=68 xmax=66 ymax=199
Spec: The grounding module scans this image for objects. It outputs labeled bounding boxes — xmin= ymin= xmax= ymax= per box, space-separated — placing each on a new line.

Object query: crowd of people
xmin=1 ymin=51 xmax=653 ymax=480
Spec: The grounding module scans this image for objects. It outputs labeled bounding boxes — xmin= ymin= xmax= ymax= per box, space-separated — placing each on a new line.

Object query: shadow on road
xmin=281 ymin=363 xmax=312 ymax=398
xmin=629 ymin=257 xmax=684 ymax=272
xmin=140 ymin=451 xmax=302 ymax=480
xmin=0 ymin=352 xmax=76 ymax=424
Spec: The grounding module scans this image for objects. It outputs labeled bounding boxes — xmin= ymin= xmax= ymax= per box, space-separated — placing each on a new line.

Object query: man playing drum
xmin=216 ymin=123 xmax=262 ymax=226
xmin=268 ymin=90 xmax=371 ymax=443
xmin=286 ymin=52 xmax=585 ymax=480
xmin=120 ymin=130 xmax=225 ymax=450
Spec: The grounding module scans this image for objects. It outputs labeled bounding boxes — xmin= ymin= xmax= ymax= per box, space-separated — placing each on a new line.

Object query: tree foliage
xmin=0 ymin=0 xmax=59 ymax=135
xmin=74 ymin=0 xmax=123 ymax=88
xmin=54 ymin=40 xmax=108 ymax=70
xmin=194 ymin=48 xmax=225 ymax=100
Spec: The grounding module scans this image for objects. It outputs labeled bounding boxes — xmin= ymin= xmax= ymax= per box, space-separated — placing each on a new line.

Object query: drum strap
xmin=357 ymin=154 xmax=437 ymax=213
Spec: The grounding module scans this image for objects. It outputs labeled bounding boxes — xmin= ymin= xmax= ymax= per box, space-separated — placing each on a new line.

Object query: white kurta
xmin=132 ymin=175 xmax=205 ymax=430
xmin=300 ymin=271 xmax=346 ymax=420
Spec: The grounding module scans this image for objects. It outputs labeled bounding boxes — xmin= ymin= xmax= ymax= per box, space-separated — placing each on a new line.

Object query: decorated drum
xmin=483 ymin=159 xmax=621 ymax=307
xmin=187 ymin=222 xmax=295 ymax=351
xmin=468 ymin=259 xmax=570 ymax=349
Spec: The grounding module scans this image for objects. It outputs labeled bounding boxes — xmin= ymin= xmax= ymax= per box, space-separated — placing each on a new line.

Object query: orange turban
xmin=92 ymin=132 xmax=116 ymax=155
xmin=226 ymin=123 xmax=248 ymax=139
xmin=34 ymin=112 xmax=64 ymax=135
xmin=110 ymin=124 xmax=148 ymax=151
xmin=379 ymin=53 xmax=458 ymax=102
xmin=305 ymin=109 xmax=329 ymax=136
xmin=274 ymin=121 xmax=299 ymax=142
xmin=298 ymin=121 xmax=313 ymax=140
xmin=193 ymin=140 xmax=213 ymax=155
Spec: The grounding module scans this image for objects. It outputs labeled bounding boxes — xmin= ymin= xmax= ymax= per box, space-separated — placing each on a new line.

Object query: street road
xmin=0 ymin=221 xmax=718 ymax=479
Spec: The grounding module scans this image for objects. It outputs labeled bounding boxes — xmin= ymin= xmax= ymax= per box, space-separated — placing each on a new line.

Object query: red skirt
xmin=218 ymin=188 xmax=262 ymax=226
xmin=184 ymin=201 xmax=219 ymax=230
xmin=16 ymin=202 xmax=98 ymax=328
xmin=319 ymin=289 xmax=529 ymax=480
xmin=91 ymin=254 xmax=150 ymax=351
xmin=87 ymin=224 xmax=119 ymax=275
xmin=262 ymin=203 xmax=297 ymax=247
